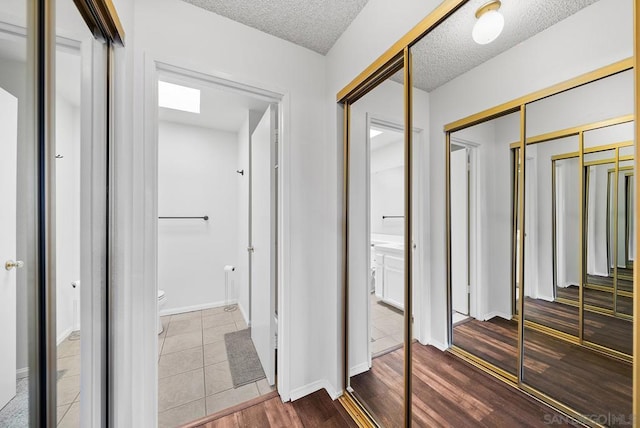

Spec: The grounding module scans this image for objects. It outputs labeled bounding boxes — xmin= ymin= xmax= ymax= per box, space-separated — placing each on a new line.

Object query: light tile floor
xmin=0 ymin=333 xmax=81 ymax=428
xmin=157 ymin=306 xmax=275 ymax=428
xmin=370 ymin=295 xmax=404 ymax=355
xmin=56 ymin=334 xmax=82 ymax=428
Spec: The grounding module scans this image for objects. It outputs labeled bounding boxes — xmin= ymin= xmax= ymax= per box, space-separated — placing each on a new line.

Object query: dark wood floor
xmin=557 ymin=285 xmax=634 ymax=315
xmin=523 ymin=297 xmax=632 ymax=355
xmin=587 ymin=273 xmax=633 ymax=293
xmin=185 ymin=390 xmax=357 ymax=428
xmin=454 ymin=318 xmax=632 ymax=427
xmin=350 ymin=344 xmax=573 ymax=427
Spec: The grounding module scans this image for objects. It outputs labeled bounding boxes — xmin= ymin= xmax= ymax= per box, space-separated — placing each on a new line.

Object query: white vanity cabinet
xmin=374 ymin=244 xmax=404 ymax=310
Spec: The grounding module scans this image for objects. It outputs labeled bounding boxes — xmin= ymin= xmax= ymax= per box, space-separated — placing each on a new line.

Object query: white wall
xmin=158 ymin=120 xmax=238 ymax=312
xmin=528 ymin=137 xmax=580 ymax=300
xmin=555 ymin=157 xmax=580 ymax=288
xmin=370 ymin=140 xmax=404 ymax=236
xmin=587 ymin=162 xmax=612 ymax=276
xmin=55 ymin=96 xmax=82 ymax=340
xmin=235 ymin=110 xmax=263 ymax=323
xmin=427 ymin=0 xmax=633 ymax=347
xmin=236 ymin=114 xmax=250 ymax=321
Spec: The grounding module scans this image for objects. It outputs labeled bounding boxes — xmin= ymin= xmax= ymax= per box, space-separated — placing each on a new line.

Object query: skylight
xmin=158 ymin=81 xmax=201 ymax=114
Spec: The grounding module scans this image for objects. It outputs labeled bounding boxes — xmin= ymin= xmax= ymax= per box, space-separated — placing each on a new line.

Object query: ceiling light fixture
xmin=158 ymin=81 xmax=201 ymax=113
xmin=472 ymin=0 xmax=504 ymax=45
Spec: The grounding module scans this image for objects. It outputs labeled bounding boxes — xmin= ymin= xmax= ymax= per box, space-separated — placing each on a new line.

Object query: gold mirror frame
xmin=337 ymin=0 xmax=640 ymax=426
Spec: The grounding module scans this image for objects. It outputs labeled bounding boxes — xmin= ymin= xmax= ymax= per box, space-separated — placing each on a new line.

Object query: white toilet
xmin=158 ymin=290 xmax=167 ymax=335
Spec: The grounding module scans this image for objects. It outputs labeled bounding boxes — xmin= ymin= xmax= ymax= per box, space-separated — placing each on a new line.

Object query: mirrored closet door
xmin=340 ymin=0 xmax=636 ymax=426
xmin=344 ymin=58 xmax=409 ymax=427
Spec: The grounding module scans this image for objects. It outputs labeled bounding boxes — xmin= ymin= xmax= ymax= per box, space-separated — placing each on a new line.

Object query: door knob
xmin=247 ymin=246 xmax=255 ymax=253
xmin=5 ymin=260 xmax=24 ymax=271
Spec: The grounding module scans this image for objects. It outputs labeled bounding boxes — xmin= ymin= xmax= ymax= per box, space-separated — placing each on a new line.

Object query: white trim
xmin=57 ymin=326 xmax=74 ymax=346
xmin=79 ymin=37 xmax=109 ymax=428
xmin=557 ymin=281 xmax=579 ymax=288
xmin=479 ymin=311 xmax=513 ymax=322
xmin=536 ymin=295 xmax=555 ymax=303
xmin=141 ymin=58 xmax=292 ymax=414
xmin=450 ymin=138 xmax=479 ymax=321
xmin=348 ymin=362 xmax=371 ymax=378
xmin=429 ymin=340 xmax=449 ymax=352
xmin=289 ymin=379 xmax=341 ymax=401
xmin=16 ymin=367 xmax=29 ymax=380
xmin=159 ymin=300 xmax=238 ymax=317
xmin=237 ymin=301 xmax=250 ymax=326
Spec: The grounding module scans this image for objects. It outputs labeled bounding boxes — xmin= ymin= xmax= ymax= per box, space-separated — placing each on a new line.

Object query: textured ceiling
xmin=408 ymin=0 xmax=600 ymax=92
xmin=180 ymin=0 xmax=369 ymax=55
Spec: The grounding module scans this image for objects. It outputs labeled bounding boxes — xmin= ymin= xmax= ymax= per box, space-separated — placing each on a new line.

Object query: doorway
xmin=450 ymin=140 xmax=477 ymax=326
xmin=153 ymin=66 xmax=281 ymax=426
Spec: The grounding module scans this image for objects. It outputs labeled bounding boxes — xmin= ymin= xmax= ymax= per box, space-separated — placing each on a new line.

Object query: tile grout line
xmin=200 ymin=309 xmax=207 ymax=414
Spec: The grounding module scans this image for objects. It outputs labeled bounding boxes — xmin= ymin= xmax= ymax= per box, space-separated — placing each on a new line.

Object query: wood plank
xmin=453 ymin=317 xmax=632 ymax=425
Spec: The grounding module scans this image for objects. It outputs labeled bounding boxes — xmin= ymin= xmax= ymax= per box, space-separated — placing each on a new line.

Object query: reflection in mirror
xmin=583 ymin=152 xmax=634 ymax=355
xmin=522 ymin=68 xmax=633 ymax=422
xmin=448 ymin=112 xmax=521 ymax=377
xmin=412 ymin=0 xmax=635 ymax=424
xmin=523 ymin=136 xmax=580 ymax=337
xmin=553 ymin=156 xmax=580 ymax=306
xmin=585 ymin=156 xmax=616 ymax=313
xmin=347 ymin=66 xmax=406 ymax=427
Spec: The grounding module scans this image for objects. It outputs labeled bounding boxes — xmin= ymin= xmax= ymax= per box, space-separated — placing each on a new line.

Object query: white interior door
xmin=451 ymin=148 xmax=469 ymax=315
xmin=250 ymin=105 xmax=276 ymax=386
xmin=0 ymin=87 xmax=18 ymax=410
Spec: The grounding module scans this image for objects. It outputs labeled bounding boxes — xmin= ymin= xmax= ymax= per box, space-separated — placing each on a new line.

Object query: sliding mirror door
xmin=522 ymin=135 xmax=580 ymax=338
xmin=522 ymin=67 xmax=634 ymax=425
xmin=446 ymin=112 xmax=521 ymax=378
xmin=346 ymin=60 xmax=408 ymax=426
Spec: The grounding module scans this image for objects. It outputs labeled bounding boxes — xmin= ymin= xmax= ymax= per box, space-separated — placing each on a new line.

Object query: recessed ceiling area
xmin=370 ymin=126 xmax=403 ymax=152
xmin=180 ymin=0 xmax=369 ymax=55
xmin=158 ymin=73 xmax=271 ymax=133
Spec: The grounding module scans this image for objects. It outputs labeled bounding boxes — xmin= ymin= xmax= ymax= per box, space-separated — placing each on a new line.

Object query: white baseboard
xmin=348 ymin=362 xmax=370 ymax=378
xmin=17 ymin=328 xmax=77 ymax=379
xmin=289 ymin=379 xmax=341 ymax=401
xmin=537 ymin=295 xmax=554 ymax=303
xmin=237 ymin=302 xmax=249 ymax=326
xmin=557 ymin=282 xmax=579 ymax=288
xmin=16 ymin=367 xmax=29 ymax=380
xmin=480 ymin=311 xmax=512 ymax=322
xmin=429 ymin=340 xmax=448 ymax=351
xmin=57 ymin=326 xmax=74 ymax=346
xmin=160 ymin=299 xmax=238 ymax=317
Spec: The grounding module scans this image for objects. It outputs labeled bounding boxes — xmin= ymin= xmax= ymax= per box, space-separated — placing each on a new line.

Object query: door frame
xmin=449 ymin=138 xmax=479 ymax=320
xmin=365 ymin=114 xmax=425 ymax=348
xmin=142 ymin=58 xmax=291 ymax=415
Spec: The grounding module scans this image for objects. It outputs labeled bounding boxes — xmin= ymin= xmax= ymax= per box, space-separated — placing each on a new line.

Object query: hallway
xmin=195 ymin=344 xmax=574 ymax=427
